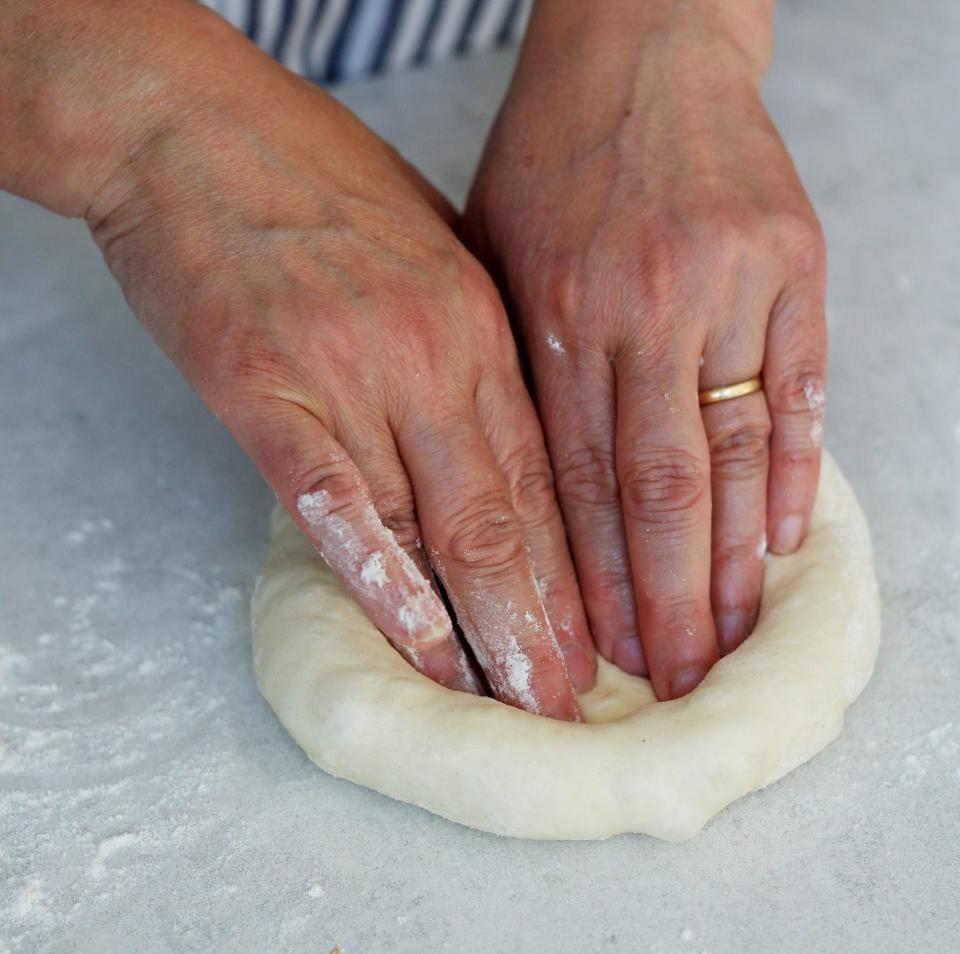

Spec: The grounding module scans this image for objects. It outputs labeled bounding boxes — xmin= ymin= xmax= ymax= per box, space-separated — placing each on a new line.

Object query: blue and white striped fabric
xmin=202 ymin=0 xmax=533 ymax=84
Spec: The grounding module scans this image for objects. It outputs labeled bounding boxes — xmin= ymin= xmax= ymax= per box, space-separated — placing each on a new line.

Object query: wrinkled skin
xmin=462 ymin=5 xmax=827 ymax=700
xmin=79 ymin=7 xmax=595 ymax=720
xmin=1 ymin=0 xmax=826 ymax=716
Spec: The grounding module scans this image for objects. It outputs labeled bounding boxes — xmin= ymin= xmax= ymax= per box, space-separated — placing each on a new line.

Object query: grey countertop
xmin=1 ymin=1 xmax=958 ymax=951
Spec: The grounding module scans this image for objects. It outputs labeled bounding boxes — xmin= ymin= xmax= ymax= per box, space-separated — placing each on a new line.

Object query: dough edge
xmin=251 ymin=452 xmax=880 ymax=842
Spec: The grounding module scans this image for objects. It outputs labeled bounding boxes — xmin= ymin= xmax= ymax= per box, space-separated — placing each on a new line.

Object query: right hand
xmin=77 ymin=5 xmax=595 ymax=718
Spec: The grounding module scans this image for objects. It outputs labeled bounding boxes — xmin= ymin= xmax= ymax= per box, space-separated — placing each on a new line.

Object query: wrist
xmin=523 ymin=0 xmax=774 ymax=83
xmin=0 ymin=0 xmax=246 ymax=218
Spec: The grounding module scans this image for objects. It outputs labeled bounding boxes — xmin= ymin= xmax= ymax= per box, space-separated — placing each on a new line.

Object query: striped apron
xmin=201 ymin=0 xmax=534 ymax=84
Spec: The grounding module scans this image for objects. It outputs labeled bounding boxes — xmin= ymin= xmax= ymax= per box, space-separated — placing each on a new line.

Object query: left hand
xmin=461 ymin=2 xmax=827 ymax=700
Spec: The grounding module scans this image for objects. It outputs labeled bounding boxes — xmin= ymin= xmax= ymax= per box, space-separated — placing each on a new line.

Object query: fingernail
xmin=613 ymin=635 xmax=647 ymax=676
xmin=669 ymin=665 xmax=708 ymax=699
xmin=772 ymin=513 xmax=804 ymax=554
xmin=561 ymin=642 xmax=596 ymax=692
xmin=715 ymin=609 xmax=749 ymax=655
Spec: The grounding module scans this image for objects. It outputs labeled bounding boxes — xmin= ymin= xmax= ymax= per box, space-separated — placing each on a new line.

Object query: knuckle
xmin=690 ymin=210 xmax=753 ymax=269
xmin=776 ymin=445 xmax=821 ymax=470
xmin=516 ymin=251 xmax=585 ymax=325
xmin=769 ymin=366 xmax=826 ymax=461
xmin=375 ymin=493 xmax=420 ymax=552
xmin=383 ymin=514 xmax=421 ymax=554
xmin=777 ymin=212 xmax=827 ymax=276
xmin=467 ymin=266 xmax=506 ymax=317
xmin=645 ymin=594 xmax=703 ymax=634
xmin=709 ymin=419 xmax=771 ymax=479
xmin=713 ymin=538 xmax=764 ymax=575
xmin=620 ymin=449 xmax=708 ymax=524
xmin=514 ymin=463 xmax=559 ymax=530
xmin=293 ymin=458 xmax=359 ymax=520
xmin=214 ymin=339 xmax=294 ymax=404
xmin=545 ymin=258 xmax=587 ymax=323
xmin=443 ymin=493 xmax=525 ymax=573
xmin=635 ymin=239 xmax=688 ymax=313
xmin=769 ymin=367 xmax=827 ymax=418
xmin=590 ymin=569 xmax=635 ymax=612
xmin=632 ymin=214 xmax=755 ymax=315
xmin=458 ymin=256 xmax=511 ymax=338
xmin=554 ymin=445 xmax=619 ymax=510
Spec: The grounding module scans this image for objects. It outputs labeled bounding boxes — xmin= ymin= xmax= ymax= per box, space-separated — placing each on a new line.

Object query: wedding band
xmin=698 ymin=376 xmax=762 ymax=406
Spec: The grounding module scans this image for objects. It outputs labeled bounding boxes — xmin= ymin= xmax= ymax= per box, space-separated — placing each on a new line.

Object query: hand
xmin=3 ymin=1 xmax=596 ymax=717
xmin=462 ymin=1 xmax=827 ymax=700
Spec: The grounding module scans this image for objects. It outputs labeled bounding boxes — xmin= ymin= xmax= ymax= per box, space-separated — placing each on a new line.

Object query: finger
xmin=398 ymin=410 xmax=582 ymax=721
xmin=702 ymin=391 xmax=771 ymax=655
xmin=340 ymin=427 xmax=484 ymax=693
xmin=533 ymin=337 xmax=645 ymax=678
xmin=616 ymin=350 xmax=718 ymax=700
xmin=700 ymin=379 xmax=770 ymax=655
xmin=233 ymin=400 xmax=480 ymax=694
xmin=699 ymin=318 xmax=771 ymax=655
xmin=475 ymin=372 xmax=597 ymax=692
xmin=341 ymin=426 xmax=438 ymax=587
xmin=764 ymin=264 xmax=827 ymax=555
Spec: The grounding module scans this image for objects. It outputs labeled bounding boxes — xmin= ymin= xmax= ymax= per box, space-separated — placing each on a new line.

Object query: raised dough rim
xmin=251 ymin=452 xmax=881 ymax=841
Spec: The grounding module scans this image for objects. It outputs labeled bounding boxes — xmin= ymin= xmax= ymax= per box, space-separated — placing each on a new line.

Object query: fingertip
xmin=767 ymin=420 xmax=822 ymax=559
xmin=405 ymin=637 xmax=485 ymax=697
xmin=666 ymin=664 xmax=710 ymax=700
xmin=538 ymin=582 xmax=599 ymax=693
xmin=770 ymin=512 xmax=805 ymax=554
xmin=715 ymin=608 xmax=748 ymax=655
xmin=533 ymin=681 xmax=584 ymax=722
xmin=538 ymin=664 xmax=585 ymax=722
xmin=449 ymin=652 xmax=485 ymax=696
xmin=714 ymin=603 xmax=760 ymax=656
xmin=562 ymin=641 xmax=597 ymax=693
xmin=612 ymin=635 xmax=647 ymax=677
xmin=647 ymin=619 xmax=719 ymax=700
xmin=558 ymin=697 xmax=585 ymax=723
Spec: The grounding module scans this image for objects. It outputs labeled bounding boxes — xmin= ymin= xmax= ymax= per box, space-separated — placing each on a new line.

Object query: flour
xmin=803 ymin=380 xmax=826 ymax=445
xmin=89 ymin=832 xmax=152 ymax=880
xmin=397 ymin=589 xmax=439 ymax=639
xmin=14 ymin=875 xmax=50 ymax=921
xmin=499 ymin=633 xmax=537 ymax=711
xmin=545 ymin=333 xmax=565 ymax=355
xmin=426 ymin=552 xmax=559 ymax=715
xmin=899 ymin=721 xmax=960 ymax=786
xmin=297 ymin=489 xmax=451 ymax=648
xmin=360 ymin=552 xmax=387 ymax=588
xmin=0 ymin=519 xmax=254 ymax=951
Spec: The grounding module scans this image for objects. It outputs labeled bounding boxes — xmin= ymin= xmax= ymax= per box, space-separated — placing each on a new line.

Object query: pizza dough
xmin=251 ymin=452 xmax=880 ymax=841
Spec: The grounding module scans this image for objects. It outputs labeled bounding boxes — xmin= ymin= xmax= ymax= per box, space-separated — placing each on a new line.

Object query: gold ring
xmin=698 ymin=376 xmax=762 ymax=406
